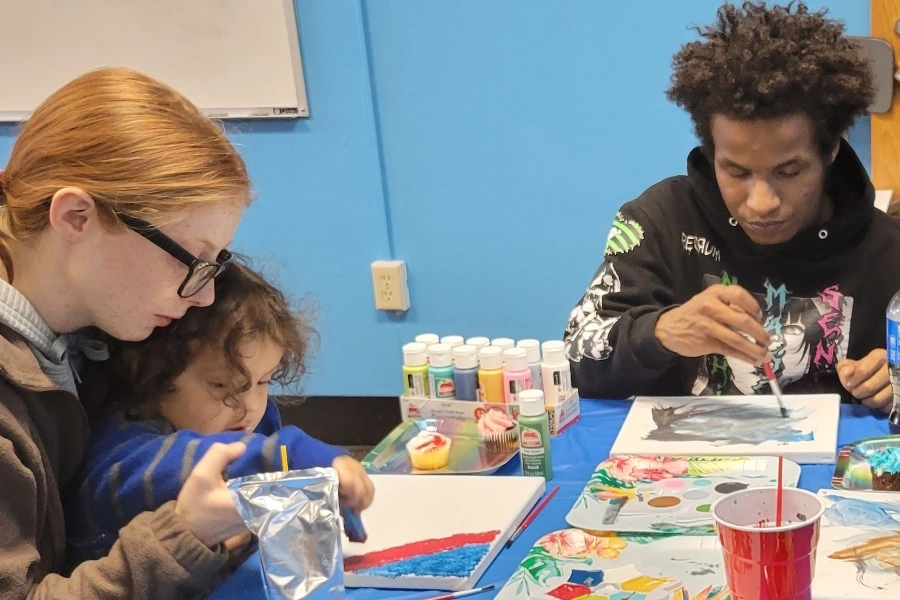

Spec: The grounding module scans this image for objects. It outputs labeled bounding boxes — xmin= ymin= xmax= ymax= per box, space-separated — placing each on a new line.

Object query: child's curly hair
xmin=86 ymin=258 xmax=315 ymax=417
xmin=666 ymin=1 xmax=874 ymax=155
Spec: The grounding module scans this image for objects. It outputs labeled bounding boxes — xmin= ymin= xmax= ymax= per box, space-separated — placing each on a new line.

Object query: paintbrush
xmin=761 ymin=362 xmax=788 ymax=418
xmin=422 ymin=584 xmax=496 ymax=600
xmin=505 ymin=485 xmax=560 ymax=549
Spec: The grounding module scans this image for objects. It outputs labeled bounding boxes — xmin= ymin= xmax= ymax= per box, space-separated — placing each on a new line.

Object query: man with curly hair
xmin=565 ymin=2 xmax=900 ymax=412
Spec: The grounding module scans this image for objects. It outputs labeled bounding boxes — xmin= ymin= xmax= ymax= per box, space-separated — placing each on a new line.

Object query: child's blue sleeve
xmin=66 ymin=398 xmax=346 ymax=565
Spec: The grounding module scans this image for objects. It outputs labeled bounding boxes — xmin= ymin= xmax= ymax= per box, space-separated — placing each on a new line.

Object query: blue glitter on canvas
xmin=357 ymin=543 xmax=492 ymax=579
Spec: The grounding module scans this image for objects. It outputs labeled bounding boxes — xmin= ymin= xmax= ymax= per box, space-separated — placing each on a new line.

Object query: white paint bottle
xmin=541 ymin=341 xmax=571 ymax=406
xmin=517 ymin=339 xmax=543 ymax=392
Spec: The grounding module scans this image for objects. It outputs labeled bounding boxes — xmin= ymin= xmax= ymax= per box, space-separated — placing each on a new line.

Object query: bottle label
xmin=520 ymin=426 xmax=547 ymax=477
xmin=407 ymin=373 xmax=425 ymax=397
xmin=430 ymin=374 xmax=456 ymax=399
xmin=508 ymin=378 xmax=532 ymax=403
xmin=889 ymin=319 xmax=900 ymax=368
xmin=521 ymin=426 xmax=542 ymax=448
xmin=552 ymin=367 xmax=572 ymax=400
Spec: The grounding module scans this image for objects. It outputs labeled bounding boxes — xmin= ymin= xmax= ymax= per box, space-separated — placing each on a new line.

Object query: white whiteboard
xmin=0 ymin=0 xmax=308 ymax=121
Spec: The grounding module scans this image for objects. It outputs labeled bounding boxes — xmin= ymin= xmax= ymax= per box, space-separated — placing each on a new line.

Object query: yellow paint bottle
xmin=477 ymin=346 xmax=505 ymax=403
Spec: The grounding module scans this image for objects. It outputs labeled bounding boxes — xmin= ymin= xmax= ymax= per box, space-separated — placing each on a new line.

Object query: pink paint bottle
xmin=502 ymin=348 xmax=532 ymax=404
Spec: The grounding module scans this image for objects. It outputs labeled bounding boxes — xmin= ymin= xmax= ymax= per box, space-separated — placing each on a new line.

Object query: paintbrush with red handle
xmin=762 ymin=362 xmax=788 ymax=418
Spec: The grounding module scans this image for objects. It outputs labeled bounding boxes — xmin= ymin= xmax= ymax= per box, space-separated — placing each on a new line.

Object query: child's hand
xmin=176 ymin=442 xmax=249 ymax=547
xmin=332 ymin=455 xmax=375 ymax=512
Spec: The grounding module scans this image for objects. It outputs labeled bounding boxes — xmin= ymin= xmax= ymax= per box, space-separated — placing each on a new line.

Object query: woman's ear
xmin=47 ymin=187 xmax=101 ymax=242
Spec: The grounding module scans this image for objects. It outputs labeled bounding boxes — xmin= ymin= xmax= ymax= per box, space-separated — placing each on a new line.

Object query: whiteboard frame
xmin=0 ymin=0 xmax=309 ymax=122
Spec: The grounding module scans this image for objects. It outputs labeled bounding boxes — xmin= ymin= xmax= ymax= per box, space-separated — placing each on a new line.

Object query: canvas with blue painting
xmin=610 ymin=394 xmax=840 ymax=464
xmin=811 ymin=490 xmax=900 ymax=600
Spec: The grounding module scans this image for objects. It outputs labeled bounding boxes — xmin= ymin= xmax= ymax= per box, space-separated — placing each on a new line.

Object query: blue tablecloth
xmin=209 ymin=399 xmax=889 ymax=600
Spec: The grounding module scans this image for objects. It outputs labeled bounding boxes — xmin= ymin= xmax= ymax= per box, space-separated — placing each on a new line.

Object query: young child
xmin=66 ymin=260 xmax=375 ymax=564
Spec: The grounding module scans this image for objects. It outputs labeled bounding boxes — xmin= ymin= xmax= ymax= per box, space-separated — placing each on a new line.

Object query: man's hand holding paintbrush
xmin=654 ymin=283 xmax=892 ymax=414
xmin=655 ymin=284 xmax=772 ymax=365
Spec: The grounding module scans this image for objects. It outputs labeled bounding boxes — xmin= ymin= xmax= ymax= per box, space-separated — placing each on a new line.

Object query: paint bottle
xmin=441 ymin=335 xmax=465 ymax=352
xmin=541 ymin=340 xmax=572 ymax=406
xmin=402 ymin=342 xmax=430 ymax=397
xmin=452 ymin=345 xmax=479 ymax=401
xmin=415 ymin=333 xmax=440 ymax=346
xmin=477 ymin=346 xmax=505 ymax=404
xmin=491 ymin=338 xmax=515 ymax=355
xmin=517 ymin=339 xmax=543 ymax=392
xmin=427 ymin=343 xmax=456 ymax=399
xmin=502 ymin=348 xmax=533 ymax=404
xmin=466 ymin=337 xmax=490 ymax=355
xmin=518 ymin=389 xmax=553 ymax=480
xmin=415 ymin=333 xmax=440 ymax=362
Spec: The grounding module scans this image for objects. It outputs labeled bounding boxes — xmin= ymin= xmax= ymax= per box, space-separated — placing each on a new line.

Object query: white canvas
xmin=812 ymin=490 xmax=900 ymax=599
xmin=610 ymin=394 xmax=840 ymax=464
xmin=342 ymin=474 xmax=545 ymax=591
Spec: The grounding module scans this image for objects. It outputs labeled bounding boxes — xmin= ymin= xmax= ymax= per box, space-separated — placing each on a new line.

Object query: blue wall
xmin=0 ymin=1 xmax=872 ymax=396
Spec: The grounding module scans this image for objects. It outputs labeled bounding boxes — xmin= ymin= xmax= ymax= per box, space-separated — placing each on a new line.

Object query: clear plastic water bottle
xmin=887 ymin=290 xmax=900 ymax=434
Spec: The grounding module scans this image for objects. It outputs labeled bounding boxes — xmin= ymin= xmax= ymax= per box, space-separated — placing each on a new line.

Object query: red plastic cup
xmin=711 ymin=487 xmax=826 ymax=600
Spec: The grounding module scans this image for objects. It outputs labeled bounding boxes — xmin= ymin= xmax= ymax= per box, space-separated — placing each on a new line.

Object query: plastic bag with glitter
xmin=228 ymin=468 xmax=345 ymax=600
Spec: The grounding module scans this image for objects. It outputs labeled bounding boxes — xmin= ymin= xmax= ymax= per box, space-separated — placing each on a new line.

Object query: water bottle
xmin=887 ymin=290 xmax=900 ymax=434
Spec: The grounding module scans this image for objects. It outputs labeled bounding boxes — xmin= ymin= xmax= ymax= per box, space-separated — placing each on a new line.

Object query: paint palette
xmin=496 ymin=528 xmax=730 ymax=600
xmin=811 ymin=490 xmax=900 ymax=599
xmin=833 ymin=436 xmax=900 ymax=491
xmin=566 ymin=456 xmax=801 ymax=534
xmin=362 ymin=418 xmax=517 ymax=475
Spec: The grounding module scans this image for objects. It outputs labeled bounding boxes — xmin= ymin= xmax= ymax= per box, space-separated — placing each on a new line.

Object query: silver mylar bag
xmin=228 ymin=468 xmax=345 ymax=599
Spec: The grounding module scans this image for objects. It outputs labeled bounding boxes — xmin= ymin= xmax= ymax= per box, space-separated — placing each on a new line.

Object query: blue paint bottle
xmin=452 ymin=345 xmax=479 ymax=401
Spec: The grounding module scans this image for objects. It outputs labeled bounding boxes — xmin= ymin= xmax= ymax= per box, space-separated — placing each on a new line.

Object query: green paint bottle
xmin=402 ymin=342 xmax=430 ymax=397
xmin=517 ymin=389 xmax=553 ymax=480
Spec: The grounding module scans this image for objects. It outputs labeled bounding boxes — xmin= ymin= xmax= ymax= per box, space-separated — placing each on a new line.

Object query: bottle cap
xmin=402 ymin=342 xmax=427 ymax=367
xmin=428 ymin=343 xmax=453 ymax=368
xmin=491 ymin=338 xmax=515 ymax=352
xmin=517 ymin=339 xmax=541 ymax=364
xmin=415 ymin=333 xmax=439 ymax=346
xmin=503 ymin=348 xmax=528 ymax=371
xmin=541 ymin=340 xmax=567 ymax=365
xmin=479 ymin=346 xmax=503 ymax=370
xmin=518 ymin=389 xmax=546 ymax=416
xmin=452 ymin=345 xmax=478 ymax=369
xmin=441 ymin=335 xmax=464 ymax=348
xmin=466 ymin=337 xmax=490 ymax=351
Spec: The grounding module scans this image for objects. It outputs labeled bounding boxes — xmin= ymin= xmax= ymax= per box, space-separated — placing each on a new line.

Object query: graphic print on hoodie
xmin=564 ymin=141 xmax=900 ymax=402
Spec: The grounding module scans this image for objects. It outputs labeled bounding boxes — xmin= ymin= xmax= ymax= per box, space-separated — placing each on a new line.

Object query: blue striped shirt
xmin=65 ymin=398 xmax=344 ymax=564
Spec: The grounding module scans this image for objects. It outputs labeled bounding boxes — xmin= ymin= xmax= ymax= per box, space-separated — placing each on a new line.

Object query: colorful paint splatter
xmin=497 ymin=529 xmax=731 ymax=600
xmin=344 ymin=531 xmax=500 ymax=579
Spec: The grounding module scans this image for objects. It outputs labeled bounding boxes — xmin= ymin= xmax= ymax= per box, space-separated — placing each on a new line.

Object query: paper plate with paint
xmin=811 ymin=490 xmax=900 ymax=599
xmin=362 ymin=418 xmax=517 ymax=476
xmin=566 ymin=455 xmax=801 ymax=535
xmin=496 ymin=528 xmax=731 ymax=600
xmin=832 ymin=436 xmax=900 ymax=491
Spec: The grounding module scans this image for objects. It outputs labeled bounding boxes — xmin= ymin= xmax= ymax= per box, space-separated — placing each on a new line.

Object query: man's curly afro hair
xmin=667 ymin=1 xmax=874 ymax=155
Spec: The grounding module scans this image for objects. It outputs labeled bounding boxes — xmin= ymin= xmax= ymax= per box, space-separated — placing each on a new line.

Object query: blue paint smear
xmin=357 ymin=543 xmax=491 ymax=579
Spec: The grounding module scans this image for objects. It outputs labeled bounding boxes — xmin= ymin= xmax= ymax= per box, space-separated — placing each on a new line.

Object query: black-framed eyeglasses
xmin=117 ymin=213 xmax=232 ymax=298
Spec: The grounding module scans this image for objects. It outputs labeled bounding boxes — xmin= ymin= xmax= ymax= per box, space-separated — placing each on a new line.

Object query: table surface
xmin=209 ymin=398 xmax=890 ymax=600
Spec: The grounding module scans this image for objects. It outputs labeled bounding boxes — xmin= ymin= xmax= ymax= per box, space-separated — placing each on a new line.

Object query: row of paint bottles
xmin=401 ymin=334 xmax=572 ymax=405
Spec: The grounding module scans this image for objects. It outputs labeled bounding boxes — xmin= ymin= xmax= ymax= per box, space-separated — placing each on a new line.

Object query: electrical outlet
xmin=371 ymin=260 xmax=410 ymax=312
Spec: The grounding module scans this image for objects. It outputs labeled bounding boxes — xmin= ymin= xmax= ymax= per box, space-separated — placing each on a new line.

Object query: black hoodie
xmin=564 ymin=141 xmax=900 ymax=402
